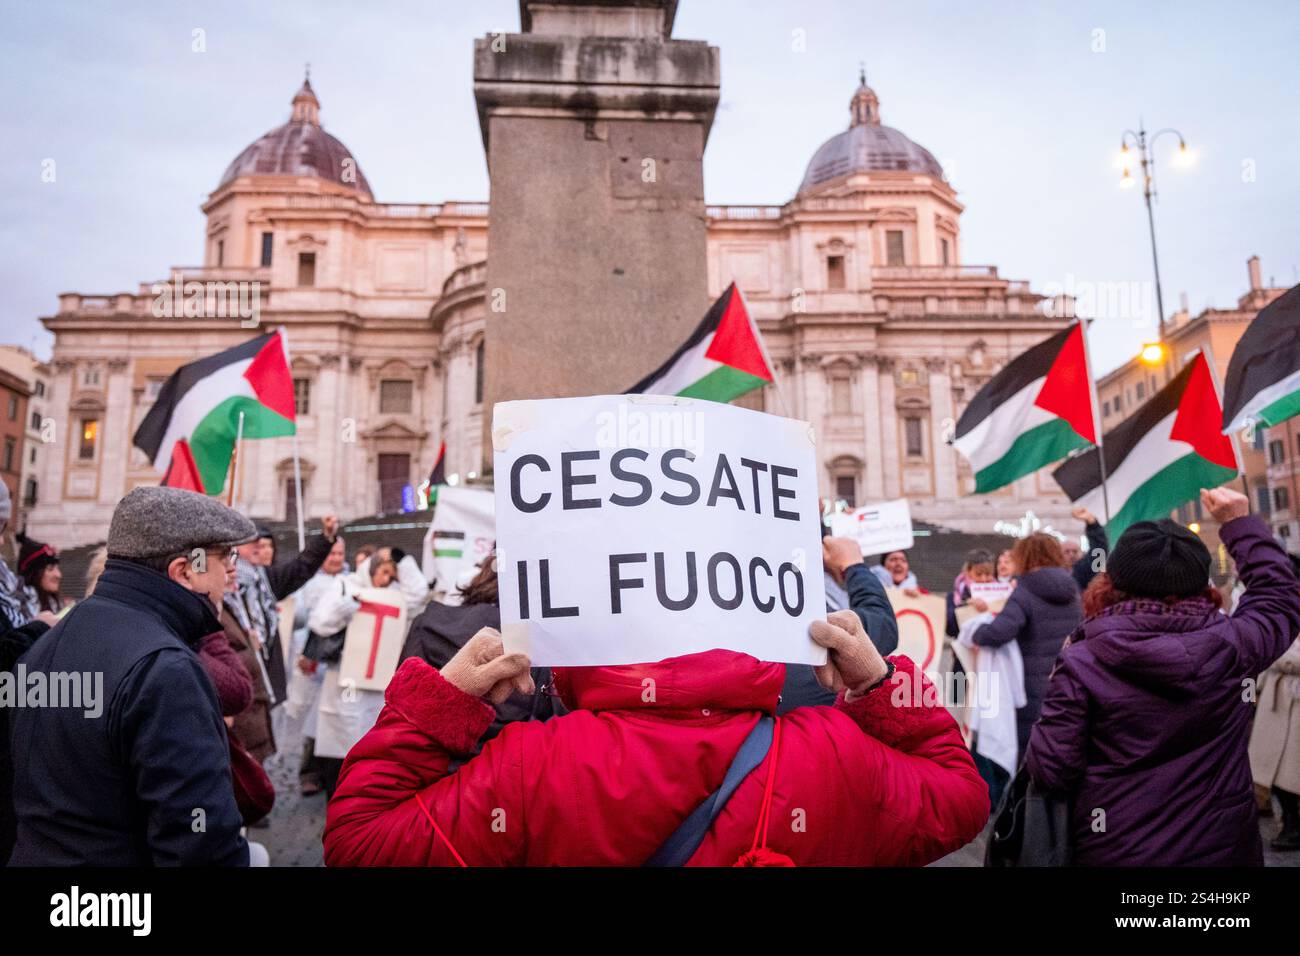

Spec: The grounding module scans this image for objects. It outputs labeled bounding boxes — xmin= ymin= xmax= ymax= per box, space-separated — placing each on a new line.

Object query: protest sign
xmin=886 ymin=589 xmax=945 ymax=684
xmin=421 ymin=485 xmax=496 ymax=600
xmin=493 ymin=394 xmax=827 ymax=666
xmin=955 ymin=580 xmax=1013 ymax=627
xmin=337 ymin=587 xmax=408 ymax=693
xmin=829 ymin=498 xmax=914 ymax=555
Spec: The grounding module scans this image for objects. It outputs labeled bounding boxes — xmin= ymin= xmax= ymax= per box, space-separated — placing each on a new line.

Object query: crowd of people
xmin=1 ymin=474 xmax=1299 ymax=866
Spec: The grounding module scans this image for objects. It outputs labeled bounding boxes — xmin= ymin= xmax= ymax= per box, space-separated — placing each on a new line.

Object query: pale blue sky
xmin=2 ymin=0 xmax=1297 ymax=373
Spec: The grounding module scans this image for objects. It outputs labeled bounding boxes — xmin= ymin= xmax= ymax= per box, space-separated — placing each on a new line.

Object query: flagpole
xmin=1198 ymin=343 xmax=1249 ymax=498
xmin=227 ymin=410 xmax=245 ymax=507
xmin=277 ymin=324 xmax=307 ymax=550
xmin=735 ymin=285 xmax=791 ymax=418
xmin=1079 ymin=318 xmax=1112 ymax=526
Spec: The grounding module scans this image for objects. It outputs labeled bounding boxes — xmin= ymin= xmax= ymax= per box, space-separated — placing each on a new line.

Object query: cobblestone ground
xmin=255 ymin=711 xmax=1299 ymax=868
xmin=257 ymin=714 xmax=326 ymax=868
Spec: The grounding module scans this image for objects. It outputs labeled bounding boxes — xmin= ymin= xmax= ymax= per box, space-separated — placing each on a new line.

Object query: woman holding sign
xmin=323 ymin=609 xmax=989 ymax=867
xmin=969 ymin=533 xmax=1081 ymax=757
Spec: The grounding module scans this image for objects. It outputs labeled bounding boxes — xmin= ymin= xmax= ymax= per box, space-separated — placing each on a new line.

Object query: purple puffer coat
xmin=1026 ymin=515 xmax=1300 ymax=866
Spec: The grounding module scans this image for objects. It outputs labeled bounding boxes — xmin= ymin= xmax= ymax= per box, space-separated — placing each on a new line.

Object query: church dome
xmin=797 ymin=70 xmax=944 ymax=195
xmin=217 ymin=75 xmax=372 ymax=198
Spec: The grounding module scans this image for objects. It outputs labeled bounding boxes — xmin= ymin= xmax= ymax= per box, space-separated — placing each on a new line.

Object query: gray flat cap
xmin=107 ymin=486 xmax=257 ymax=559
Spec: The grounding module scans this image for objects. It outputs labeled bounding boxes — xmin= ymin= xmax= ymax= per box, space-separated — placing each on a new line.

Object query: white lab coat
xmin=958 ymin=611 xmax=1027 ymax=777
xmin=310 ymin=555 xmax=429 ymax=759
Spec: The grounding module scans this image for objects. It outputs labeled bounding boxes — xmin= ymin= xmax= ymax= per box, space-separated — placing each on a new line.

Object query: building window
xmin=1281 ymin=524 xmax=1293 ymax=541
xmin=6 ymin=396 xmax=16 ymax=420
xmin=831 ymin=376 xmax=852 ymax=414
xmin=216 ymin=240 xmax=224 ymax=267
xmin=940 ymin=238 xmax=950 ymax=266
xmin=82 ymin=365 xmax=101 ymax=387
xmin=261 ymin=232 xmax=274 ymax=267
xmin=1254 ymin=428 xmax=1266 ymax=450
xmin=29 ymin=410 xmax=41 ymax=431
xmin=293 ymin=377 xmax=312 ymax=416
xmin=298 ymin=252 xmax=316 ymax=287
xmin=1136 ymin=381 xmax=1145 ymax=401
xmin=885 ymin=230 xmax=905 ymax=266
xmin=2 ymin=437 xmax=13 ymax=472
xmin=34 ymin=381 xmax=45 ymax=398
xmin=1257 ymin=485 xmax=1272 ymax=515
xmin=1269 ymin=439 xmax=1286 ymax=465
xmin=835 ymin=475 xmax=857 ymax=508
xmin=904 ymin=417 xmax=924 ymax=457
xmin=29 ymin=446 xmax=36 ymax=465
xmin=378 ymin=453 xmax=411 ymax=514
xmin=145 ymin=377 xmax=166 ymax=401
xmin=79 ymin=418 xmax=99 ymax=460
xmin=475 ymin=341 xmax=485 ymax=405
xmin=22 ymin=478 xmax=37 ymax=508
xmin=1102 ymin=400 xmax=1110 ymax=417
xmin=1113 ymin=394 xmax=1123 ymax=412
xmin=1275 ymin=487 xmax=1291 ymax=512
xmin=898 ymin=368 xmax=919 ymax=387
xmin=379 ymin=379 xmax=414 ymax=414
xmin=284 ymin=477 xmax=307 ymax=526
xmin=827 ymin=255 xmax=846 ymax=290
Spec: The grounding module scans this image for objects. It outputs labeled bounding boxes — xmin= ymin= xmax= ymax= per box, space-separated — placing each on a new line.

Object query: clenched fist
xmin=809 ymin=610 xmax=890 ymax=697
xmin=1201 ymin=486 xmax=1249 ymax=525
xmin=441 ymin=627 xmax=535 ymax=704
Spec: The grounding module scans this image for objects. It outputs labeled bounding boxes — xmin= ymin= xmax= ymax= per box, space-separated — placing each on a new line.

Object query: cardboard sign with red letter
xmin=338 ymin=587 xmax=407 ymax=692
xmin=886 ymin=589 xmax=946 ymax=684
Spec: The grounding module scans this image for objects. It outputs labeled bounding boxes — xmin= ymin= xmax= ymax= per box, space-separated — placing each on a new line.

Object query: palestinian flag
xmin=420 ymin=440 xmax=447 ymax=509
xmin=627 ymin=282 xmax=773 ymax=402
xmin=1054 ymin=351 xmax=1239 ymax=540
xmin=1222 ymin=282 xmax=1300 ymax=432
xmin=951 ymin=322 xmax=1097 ymax=493
xmin=134 ymin=331 xmax=296 ymax=496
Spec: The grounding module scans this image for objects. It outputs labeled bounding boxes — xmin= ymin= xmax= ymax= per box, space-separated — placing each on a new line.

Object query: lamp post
xmin=1119 ymin=123 xmax=1189 ymax=343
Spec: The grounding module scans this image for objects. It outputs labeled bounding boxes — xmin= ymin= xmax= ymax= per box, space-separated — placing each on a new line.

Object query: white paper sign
xmin=493 ymin=394 xmax=827 ymax=667
xmin=829 ymin=498 xmax=914 ymax=556
xmin=421 ymin=485 xmax=496 ymax=597
xmin=337 ymin=587 xmax=408 ymax=693
xmin=968 ymin=581 xmax=1013 ymax=603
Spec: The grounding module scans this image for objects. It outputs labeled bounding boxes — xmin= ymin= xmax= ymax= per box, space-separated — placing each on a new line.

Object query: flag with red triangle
xmin=951 ymin=322 xmax=1098 ymax=492
xmin=627 ymin=282 xmax=774 ymax=402
xmin=1054 ymin=351 xmax=1239 ymax=540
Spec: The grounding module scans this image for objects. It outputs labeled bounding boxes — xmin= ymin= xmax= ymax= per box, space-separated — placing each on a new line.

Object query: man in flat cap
xmin=7 ymin=486 xmax=258 ymax=866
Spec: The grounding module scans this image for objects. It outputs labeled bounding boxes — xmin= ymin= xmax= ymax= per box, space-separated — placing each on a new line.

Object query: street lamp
xmin=1119 ymin=123 xmax=1189 ymax=343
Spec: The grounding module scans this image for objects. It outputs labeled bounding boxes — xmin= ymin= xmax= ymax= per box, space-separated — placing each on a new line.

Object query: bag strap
xmin=645 ymin=715 xmax=775 ymax=867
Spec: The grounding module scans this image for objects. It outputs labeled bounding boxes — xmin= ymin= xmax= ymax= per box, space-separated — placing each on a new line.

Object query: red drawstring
xmin=750 ymin=716 xmax=782 ymax=854
xmin=414 ymin=789 xmax=468 ymax=867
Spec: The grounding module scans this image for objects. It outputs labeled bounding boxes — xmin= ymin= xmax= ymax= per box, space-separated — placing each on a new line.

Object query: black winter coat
xmin=8 ymin=560 xmax=247 ymax=866
xmin=0 ymin=617 xmax=49 ymax=864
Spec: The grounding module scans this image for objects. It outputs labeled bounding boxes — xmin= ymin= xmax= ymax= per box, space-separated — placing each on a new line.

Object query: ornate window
xmin=294 ymin=377 xmax=312 ymax=416
xmin=827 ymin=255 xmax=846 ymax=290
xmin=380 ymin=379 xmax=414 ymax=414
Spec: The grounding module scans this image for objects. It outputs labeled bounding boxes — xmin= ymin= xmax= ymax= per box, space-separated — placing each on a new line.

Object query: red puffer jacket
xmin=323 ymin=651 xmax=988 ymax=866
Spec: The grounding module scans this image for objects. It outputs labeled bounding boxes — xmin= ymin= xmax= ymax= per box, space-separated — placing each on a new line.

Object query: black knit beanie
xmin=1107 ymin=519 xmax=1211 ymax=599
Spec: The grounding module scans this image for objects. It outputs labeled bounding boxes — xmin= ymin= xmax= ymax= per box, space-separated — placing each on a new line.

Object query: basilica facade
xmin=29 ymin=72 xmax=1076 ymax=547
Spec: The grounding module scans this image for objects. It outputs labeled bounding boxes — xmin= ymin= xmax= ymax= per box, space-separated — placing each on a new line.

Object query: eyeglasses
xmin=207 ymin=548 xmax=238 ymax=570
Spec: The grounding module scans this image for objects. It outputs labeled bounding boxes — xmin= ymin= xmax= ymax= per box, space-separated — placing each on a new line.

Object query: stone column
xmin=878 ymin=357 xmax=901 ymax=499
xmin=100 ymin=359 xmax=132 ymax=506
xmin=926 ymin=357 xmax=958 ymax=502
xmin=858 ymin=354 xmax=885 ymax=500
xmin=474 ymin=0 xmax=720 ymax=469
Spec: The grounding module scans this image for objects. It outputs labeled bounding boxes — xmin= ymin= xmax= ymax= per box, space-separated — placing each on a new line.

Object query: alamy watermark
xmin=0 ymin=665 xmax=103 ymax=718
